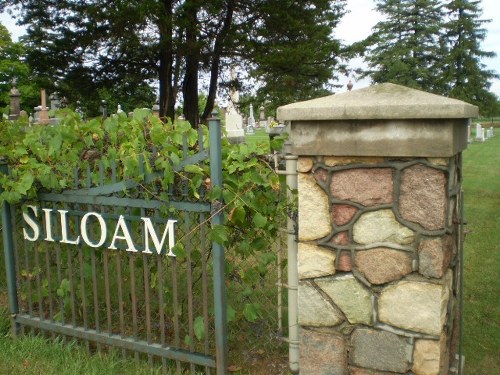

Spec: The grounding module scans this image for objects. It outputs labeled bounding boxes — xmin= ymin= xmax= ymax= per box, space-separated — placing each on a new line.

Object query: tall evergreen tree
xmin=442 ymin=0 xmax=499 ymax=112
xmin=360 ymin=0 xmax=445 ymax=93
xmin=359 ymin=0 xmax=499 ymax=113
xmin=242 ymin=0 xmax=346 ymax=111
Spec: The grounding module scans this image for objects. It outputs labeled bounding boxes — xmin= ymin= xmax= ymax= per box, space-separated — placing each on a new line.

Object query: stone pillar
xmin=277 ymin=83 xmax=478 ymax=375
xmin=39 ymin=89 xmax=49 ymax=125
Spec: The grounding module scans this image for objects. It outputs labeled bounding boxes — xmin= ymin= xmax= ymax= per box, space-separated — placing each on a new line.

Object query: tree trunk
xmin=182 ymin=1 xmax=200 ymax=127
xmin=158 ymin=0 xmax=176 ymax=121
xmin=201 ymin=0 xmax=235 ymax=122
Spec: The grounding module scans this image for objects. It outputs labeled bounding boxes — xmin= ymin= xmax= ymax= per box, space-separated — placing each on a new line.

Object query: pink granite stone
xmin=333 ymin=204 xmax=358 ymax=226
xmin=418 ymin=236 xmax=453 ymax=278
xmin=337 ymin=251 xmax=353 ymax=272
xmin=355 ymin=248 xmax=413 ymax=285
xmin=330 ymin=232 xmax=349 ymax=246
xmin=399 ymin=164 xmax=447 ymax=231
xmin=331 ymin=168 xmax=393 ymax=206
xmin=300 ymin=330 xmax=347 ymax=375
xmin=314 ymin=167 xmax=329 ymax=184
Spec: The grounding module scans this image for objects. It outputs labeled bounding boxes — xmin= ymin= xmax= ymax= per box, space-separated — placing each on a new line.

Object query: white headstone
xmin=247 ymin=104 xmax=255 ymax=134
xmin=467 ymin=125 xmax=471 ymax=143
xmin=224 ymin=67 xmax=244 ymax=138
xmin=475 ymin=124 xmax=484 ymax=142
xmin=258 ymin=106 xmax=268 ymax=129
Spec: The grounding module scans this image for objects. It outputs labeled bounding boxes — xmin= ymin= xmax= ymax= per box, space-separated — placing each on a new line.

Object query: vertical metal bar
xmin=24 ymin=231 xmax=34 ymax=326
xmin=185 ymin=212 xmax=195 ymax=373
xmin=172 ymin=256 xmax=181 ymax=374
xmin=11 ymin=206 xmax=21 ymax=298
xmin=458 ymin=188 xmax=465 ymax=375
xmin=67 ymin=226 xmax=77 ymax=327
xmin=116 ymin=252 xmax=125 ymax=356
xmin=208 ymin=111 xmax=228 ymax=375
xmin=44 ymin=238 xmax=54 ymax=334
xmin=182 ymin=133 xmax=196 ymax=373
xmin=34 ymin=243 xmax=43 ymax=322
xmin=91 ymin=248 xmax=101 ymax=351
xmin=139 ymin=155 xmax=153 ymax=365
xmin=200 ymin=212 xmax=210 ymax=373
xmin=75 ymin=167 xmax=90 ymax=352
xmin=1 ymin=163 xmax=20 ymax=336
xmin=54 ymin=202 xmax=64 ymax=326
xmin=87 ymin=165 xmax=102 ymax=352
xmin=277 ymin=233 xmax=283 ymax=336
xmin=157 ymin=253 xmax=167 ymax=373
xmin=143 ymin=253 xmax=153 ymax=365
xmin=78 ymin=247 xmax=90 ymax=352
xmin=11 ymin=207 xmax=25 ymax=335
xmin=112 ymin=160 xmax=126 ymax=358
xmin=103 ymin=251 xmax=112 ymax=333
xmin=285 ymin=146 xmax=299 ymax=374
xmin=100 ymin=162 xmax=112 ymax=335
xmin=129 ymin=253 xmax=139 ymax=363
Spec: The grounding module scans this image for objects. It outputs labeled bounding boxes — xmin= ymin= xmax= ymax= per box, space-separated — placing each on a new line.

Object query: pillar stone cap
xmin=277 ymin=83 xmax=478 ymax=121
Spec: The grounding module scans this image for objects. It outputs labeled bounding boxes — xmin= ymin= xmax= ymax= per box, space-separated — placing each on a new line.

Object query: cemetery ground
xmin=0 ymin=126 xmax=499 ymax=374
xmin=461 ymin=124 xmax=500 ymax=375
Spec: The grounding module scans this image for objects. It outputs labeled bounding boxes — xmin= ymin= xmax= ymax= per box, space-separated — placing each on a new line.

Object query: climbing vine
xmin=0 ymin=110 xmax=290 ymax=326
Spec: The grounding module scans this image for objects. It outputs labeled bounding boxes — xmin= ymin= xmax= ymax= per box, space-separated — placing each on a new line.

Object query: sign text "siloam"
xmin=22 ymin=205 xmax=177 ymax=257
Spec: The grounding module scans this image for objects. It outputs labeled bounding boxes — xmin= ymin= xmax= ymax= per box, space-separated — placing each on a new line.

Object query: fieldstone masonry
xmin=277 ymin=83 xmax=478 ymax=375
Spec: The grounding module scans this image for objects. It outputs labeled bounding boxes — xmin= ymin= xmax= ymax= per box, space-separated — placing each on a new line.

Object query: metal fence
xmin=0 ymin=118 xmax=229 ymax=374
xmin=226 ymin=230 xmax=289 ymax=374
xmin=0 ymin=118 xmax=292 ymax=374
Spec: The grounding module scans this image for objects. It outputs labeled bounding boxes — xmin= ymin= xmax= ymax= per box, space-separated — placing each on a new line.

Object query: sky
xmin=1 ymin=0 xmax=499 ymax=97
xmin=333 ymin=0 xmax=500 ymax=96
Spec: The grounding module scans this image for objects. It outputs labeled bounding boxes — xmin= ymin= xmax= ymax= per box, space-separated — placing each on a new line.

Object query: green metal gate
xmin=1 ymin=115 xmax=227 ymax=374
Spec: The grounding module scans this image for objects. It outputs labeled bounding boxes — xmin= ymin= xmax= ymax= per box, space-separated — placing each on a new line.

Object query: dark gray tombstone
xmin=9 ymin=79 xmax=21 ymax=121
xmin=49 ymin=92 xmax=61 ymax=111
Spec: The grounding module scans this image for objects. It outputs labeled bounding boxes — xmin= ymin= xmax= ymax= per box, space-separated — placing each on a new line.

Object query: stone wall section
xmin=298 ymin=155 xmax=463 ymax=375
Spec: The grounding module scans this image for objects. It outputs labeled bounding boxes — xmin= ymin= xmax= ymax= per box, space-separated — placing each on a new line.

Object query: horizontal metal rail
xmin=38 ymin=193 xmax=211 ymax=212
xmin=15 ymin=314 xmax=216 ymax=368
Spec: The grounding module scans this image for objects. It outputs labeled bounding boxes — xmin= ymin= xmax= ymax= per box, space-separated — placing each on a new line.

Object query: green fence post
xmin=208 ymin=111 xmax=228 ymax=375
xmin=0 ymin=161 xmax=20 ymax=336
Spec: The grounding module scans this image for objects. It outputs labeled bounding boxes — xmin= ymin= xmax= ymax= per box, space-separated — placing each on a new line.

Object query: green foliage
xmin=242 ymin=0 xmax=347 ymax=112
xmin=0 ymin=110 xmax=196 ymax=203
xmin=359 ymin=0 xmax=499 ymax=114
xmin=0 ymin=111 xmax=291 ymax=329
xmin=3 ymin=0 xmax=348 ymax=122
xmin=361 ymin=0 xmax=445 ymax=92
xmin=441 ymin=0 xmax=500 ymax=114
xmin=0 ymin=23 xmax=39 ymax=114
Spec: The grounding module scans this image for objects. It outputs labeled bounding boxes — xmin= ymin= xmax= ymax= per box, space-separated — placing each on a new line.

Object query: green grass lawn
xmin=462 ymin=134 xmax=500 ymax=374
xmin=0 ymin=131 xmax=499 ymax=374
xmin=0 ymin=304 xmax=161 ymax=375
